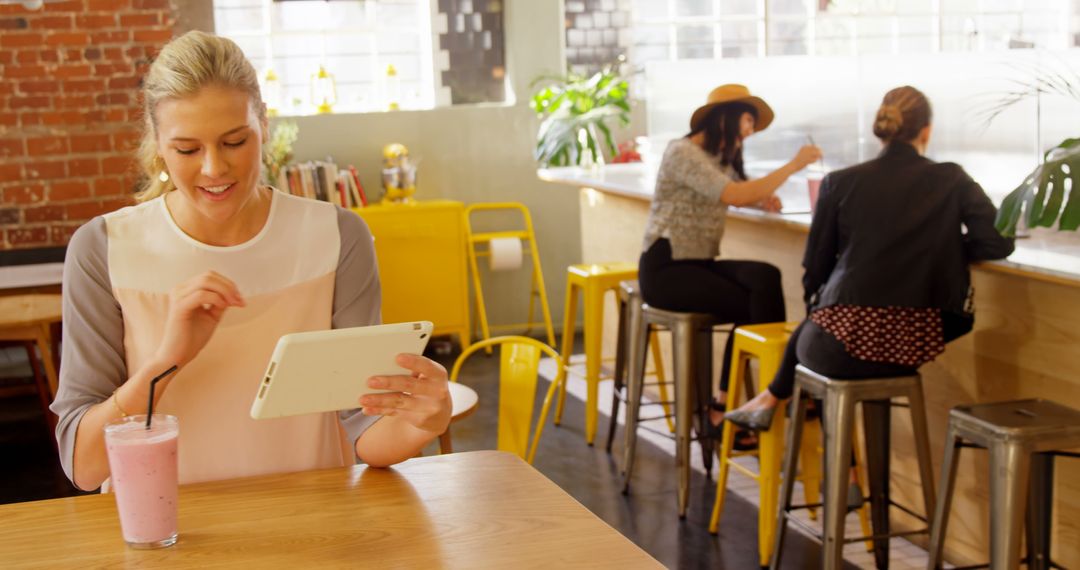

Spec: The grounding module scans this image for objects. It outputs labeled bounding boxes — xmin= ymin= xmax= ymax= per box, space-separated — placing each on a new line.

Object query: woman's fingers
xmin=173 ymin=271 xmax=245 ymax=307
xmin=395 ymin=353 xmax=446 ymax=380
xmin=358 ymin=392 xmax=442 ymax=416
xmin=179 ymin=289 xmax=230 ymax=314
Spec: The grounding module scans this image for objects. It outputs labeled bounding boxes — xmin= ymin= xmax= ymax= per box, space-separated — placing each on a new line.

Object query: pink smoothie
xmin=104 ymin=415 xmax=179 ymax=548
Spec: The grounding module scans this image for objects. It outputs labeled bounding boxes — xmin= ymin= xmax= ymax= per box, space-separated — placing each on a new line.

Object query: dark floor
xmin=1 ymin=341 xmax=846 ymax=569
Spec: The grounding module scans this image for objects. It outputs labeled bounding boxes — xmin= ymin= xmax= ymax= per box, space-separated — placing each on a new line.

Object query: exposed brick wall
xmin=0 ymin=0 xmax=175 ymax=250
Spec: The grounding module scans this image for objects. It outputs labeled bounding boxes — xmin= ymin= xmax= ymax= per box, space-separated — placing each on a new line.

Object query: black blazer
xmin=803 ymin=143 xmax=1015 ymax=330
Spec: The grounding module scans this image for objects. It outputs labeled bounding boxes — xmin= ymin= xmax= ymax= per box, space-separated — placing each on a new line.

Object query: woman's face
xmin=738 ymin=111 xmax=756 ymax=140
xmin=155 ymin=85 xmax=266 ymax=225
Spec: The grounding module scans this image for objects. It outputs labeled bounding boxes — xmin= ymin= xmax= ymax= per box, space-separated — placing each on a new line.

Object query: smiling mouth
xmin=199 ymin=183 xmax=234 ymax=195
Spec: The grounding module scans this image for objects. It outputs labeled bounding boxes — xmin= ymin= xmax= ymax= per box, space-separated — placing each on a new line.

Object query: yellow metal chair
xmin=709 ymin=322 xmax=874 ymax=566
xmin=553 ymin=262 xmax=639 ymax=445
xmin=449 ymin=336 xmax=564 ymax=464
xmin=464 ymin=203 xmax=556 ymax=353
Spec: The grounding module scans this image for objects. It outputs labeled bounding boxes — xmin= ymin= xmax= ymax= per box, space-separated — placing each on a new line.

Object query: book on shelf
xmin=276 ymin=160 xmax=369 ymax=208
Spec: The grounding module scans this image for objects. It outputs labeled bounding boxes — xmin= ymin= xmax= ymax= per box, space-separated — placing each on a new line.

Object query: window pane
xmin=675 ymin=0 xmax=712 ymax=18
xmin=770 ymin=0 xmax=811 ymax=15
xmin=720 ymin=20 xmax=758 ymax=57
xmin=215 ymin=7 xmax=263 ymax=33
xmin=719 ymin=0 xmax=761 ymax=16
xmin=769 ymin=18 xmax=808 ymax=55
xmin=676 ymin=24 xmax=714 ymax=59
xmin=633 ymin=0 xmax=668 ymax=20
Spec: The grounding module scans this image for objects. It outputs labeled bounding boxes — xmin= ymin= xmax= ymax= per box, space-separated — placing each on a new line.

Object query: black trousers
xmin=638 ymin=238 xmax=786 ymax=392
xmin=767 ymin=319 xmax=918 ymax=399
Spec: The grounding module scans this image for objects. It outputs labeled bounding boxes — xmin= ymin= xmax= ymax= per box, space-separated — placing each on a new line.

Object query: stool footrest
xmin=781 ymin=511 xmax=929 ymax=546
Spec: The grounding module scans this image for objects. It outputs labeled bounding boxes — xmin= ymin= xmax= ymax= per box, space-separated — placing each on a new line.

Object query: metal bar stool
xmin=771 ymin=365 xmax=936 ymax=570
xmin=621 ymin=303 xmax=724 ymax=518
xmin=928 ymin=399 xmax=1080 ymax=570
xmin=607 ymin=279 xmax=674 ymax=452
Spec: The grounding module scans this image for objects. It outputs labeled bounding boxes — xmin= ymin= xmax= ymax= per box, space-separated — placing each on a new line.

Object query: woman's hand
xmin=757 ymin=195 xmax=782 ymax=213
xmin=791 ymin=145 xmax=823 ymax=170
xmin=360 ymin=354 xmax=452 ymax=435
xmin=155 ymin=270 xmax=245 ymax=368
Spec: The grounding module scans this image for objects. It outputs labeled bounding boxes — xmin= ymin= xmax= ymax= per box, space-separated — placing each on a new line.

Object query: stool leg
xmin=648 ymin=331 xmax=675 ymax=433
xmin=709 ymin=345 xmax=746 ymax=534
xmin=851 ymin=426 xmax=875 ymax=552
xmin=988 ymin=441 xmax=1030 ymax=570
xmin=35 ymin=325 xmax=59 ymax=399
xmin=862 ymin=399 xmax=891 ymax=570
xmin=672 ymin=320 xmax=695 ymax=519
xmin=823 ymin=389 xmax=857 ymax=570
xmin=798 ymin=418 xmax=823 ymax=521
xmin=621 ymin=319 xmax=650 ymax=490
xmin=770 ymin=388 xmax=808 ymax=570
xmin=907 ymin=380 xmax=937 ymax=524
xmin=693 ymin=327 xmax=715 ymax=479
xmin=582 ymin=282 xmax=604 ymax=445
xmin=756 ymin=341 xmax=785 ymax=568
xmin=554 ymin=280 xmax=579 ymax=427
xmin=928 ymin=424 xmax=963 ymax=569
xmin=1026 ymin=453 xmax=1054 ymax=570
xmin=606 ymin=297 xmax=629 ymax=454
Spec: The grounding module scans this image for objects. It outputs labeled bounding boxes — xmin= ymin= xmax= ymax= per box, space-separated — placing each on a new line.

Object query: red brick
xmin=102 ymin=156 xmax=133 ymax=175
xmin=63 ymin=78 xmax=106 ymax=93
xmin=0 ymin=138 xmax=24 ymax=157
xmin=53 ymin=65 xmax=92 ymax=79
xmin=19 ymin=112 xmax=43 ymax=125
xmin=19 ymin=80 xmax=58 ymax=94
xmin=10 ymin=96 xmax=50 ymax=109
xmin=24 ymin=204 xmax=66 ymax=223
xmin=42 ymin=1 xmax=84 ymax=12
xmin=133 ymin=0 xmax=168 ymax=8
xmin=119 ymin=13 xmax=159 ymax=27
xmin=2 ymin=64 xmax=47 ymax=79
xmin=83 ymin=47 xmax=102 ymax=60
xmin=94 ymin=62 xmax=134 ymax=75
xmin=40 ymin=50 xmax=58 ymax=63
xmin=66 ymin=197 xmax=130 ymax=219
xmin=68 ymin=158 xmax=100 ymax=177
xmin=112 ymin=130 xmax=140 ymax=150
xmin=57 ymin=95 xmax=93 ymax=109
xmin=0 ymin=163 xmax=23 ymax=183
xmin=24 ymin=160 xmax=66 ymax=179
xmin=50 ymin=180 xmax=91 ymax=201
xmin=104 ymin=109 xmax=126 ymax=122
xmin=0 ymin=51 xmax=12 ymax=65
xmin=87 ymin=0 xmax=130 ymax=9
xmin=0 ymin=208 xmax=19 ymax=225
xmin=16 ymin=50 xmax=39 ymax=64
xmin=69 ymin=133 xmax=111 ymax=153
xmin=0 ymin=113 xmax=17 ymax=127
xmin=26 ymin=136 xmax=67 ymax=155
xmin=95 ymin=93 xmax=129 ymax=106
xmin=107 ymin=76 xmax=141 ymax=90
xmin=91 ymin=30 xmax=129 ymax=44
xmin=93 ymin=177 xmax=125 ymax=196
xmin=0 ymin=82 xmax=12 ymax=96
xmin=63 ymin=48 xmax=82 ymax=61
xmin=41 ymin=111 xmax=84 ymax=126
xmin=50 ymin=223 xmax=80 ymax=244
xmin=3 ymin=184 xmax=45 ymax=204
xmin=0 ymin=32 xmax=42 ymax=48
xmin=133 ymin=28 xmax=172 ymax=43
xmin=0 ymin=3 xmax=31 ymax=14
xmin=35 ymin=15 xmax=73 ymax=29
xmin=7 ymin=227 xmax=49 ymax=247
xmin=0 ymin=17 xmax=29 ymax=30
xmin=75 ymin=14 xmax=116 ymax=29
xmin=103 ymin=47 xmax=123 ymax=60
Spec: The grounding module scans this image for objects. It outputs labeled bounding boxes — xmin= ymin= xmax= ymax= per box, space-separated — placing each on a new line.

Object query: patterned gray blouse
xmin=642 ymin=138 xmax=739 ymax=260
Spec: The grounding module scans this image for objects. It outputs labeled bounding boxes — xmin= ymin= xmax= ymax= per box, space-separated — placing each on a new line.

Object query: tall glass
xmin=104 ymin=414 xmax=179 ymax=549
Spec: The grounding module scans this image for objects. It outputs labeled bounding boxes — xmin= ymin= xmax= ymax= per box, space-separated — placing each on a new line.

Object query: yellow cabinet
xmin=352 ymin=200 xmax=470 ymax=348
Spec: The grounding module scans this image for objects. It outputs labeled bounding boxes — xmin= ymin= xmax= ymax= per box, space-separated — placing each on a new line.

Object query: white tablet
xmin=250 ymin=321 xmax=434 ymax=420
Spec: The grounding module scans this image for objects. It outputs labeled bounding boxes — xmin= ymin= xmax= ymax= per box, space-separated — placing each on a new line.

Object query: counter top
xmin=539 ymin=163 xmax=1080 ymax=287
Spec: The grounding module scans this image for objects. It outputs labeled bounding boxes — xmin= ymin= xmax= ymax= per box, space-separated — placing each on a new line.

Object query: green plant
xmin=263 ymin=120 xmax=299 ymax=186
xmin=530 ymin=61 xmax=631 ymax=167
xmin=977 ymin=58 xmax=1080 ymax=236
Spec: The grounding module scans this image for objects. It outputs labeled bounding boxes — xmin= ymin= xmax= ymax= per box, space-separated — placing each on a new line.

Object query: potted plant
xmin=530 ymin=59 xmax=631 ymax=167
xmin=263 ymin=120 xmax=299 ymax=188
xmin=978 ymin=60 xmax=1080 ymax=236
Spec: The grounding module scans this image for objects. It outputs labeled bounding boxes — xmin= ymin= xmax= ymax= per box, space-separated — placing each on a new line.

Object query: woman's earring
xmin=158 ymin=169 xmax=170 ymax=183
xmin=155 ymin=157 xmax=170 ymax=183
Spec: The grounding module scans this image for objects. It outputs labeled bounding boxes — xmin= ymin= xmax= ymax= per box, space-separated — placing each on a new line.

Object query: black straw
xmin=145 ymin=365 xmax=179 ymax=429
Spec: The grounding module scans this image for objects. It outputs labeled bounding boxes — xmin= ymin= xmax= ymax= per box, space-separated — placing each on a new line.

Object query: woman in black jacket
xmin=724 ymin=85 xmax=1015 ymax=430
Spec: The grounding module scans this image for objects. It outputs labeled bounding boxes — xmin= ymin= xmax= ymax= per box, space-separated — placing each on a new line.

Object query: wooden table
xmin=0 ymin=294 xmax=62 ymax=421
xmin=0 ymin=451 xmax=661 ymax=569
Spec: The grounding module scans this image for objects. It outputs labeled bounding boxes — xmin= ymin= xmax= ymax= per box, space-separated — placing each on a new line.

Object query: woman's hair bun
xmin=873 ymin=104 xmax=904 ymax=140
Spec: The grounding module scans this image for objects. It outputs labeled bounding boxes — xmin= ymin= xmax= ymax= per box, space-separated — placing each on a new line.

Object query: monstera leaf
xmin=995 ymin=138 xmax=1080 ymax=236
xmin=531 ymin=62 xmax=631 ymax=167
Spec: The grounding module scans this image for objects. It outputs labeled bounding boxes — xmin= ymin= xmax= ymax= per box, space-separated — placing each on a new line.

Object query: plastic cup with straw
xmin=146 ymin=365 xmax=179 ymax=429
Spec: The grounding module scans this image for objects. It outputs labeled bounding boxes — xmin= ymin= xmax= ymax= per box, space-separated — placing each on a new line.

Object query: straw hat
xmin=689 ymin=84 xmax=774 ymax=133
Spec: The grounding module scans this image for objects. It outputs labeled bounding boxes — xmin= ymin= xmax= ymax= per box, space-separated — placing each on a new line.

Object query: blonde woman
xmin=50 ymin=31 xmax=451 ymax=491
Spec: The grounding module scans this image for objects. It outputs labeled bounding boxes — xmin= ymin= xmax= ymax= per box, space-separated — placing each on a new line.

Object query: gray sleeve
xmin=660 ymin=140 xmax=731 ymax=203
xmin=49 ymin=217 xmax=127 ymax=486
xmin=331 ymin=207 xmax=384 ymax=450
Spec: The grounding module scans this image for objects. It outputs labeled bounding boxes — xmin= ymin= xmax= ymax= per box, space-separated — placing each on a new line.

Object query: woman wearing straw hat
xmin=638 ymin=84 xmax=821 ymax=443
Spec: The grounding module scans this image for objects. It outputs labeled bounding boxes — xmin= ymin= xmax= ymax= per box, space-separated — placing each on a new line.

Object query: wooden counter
xmin=543 ymin=165 xmax=1080 ymax=567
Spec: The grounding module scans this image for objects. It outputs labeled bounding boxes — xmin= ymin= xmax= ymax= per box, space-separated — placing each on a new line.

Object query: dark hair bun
xmin=873 ymin=104 xmax=904 ymax=139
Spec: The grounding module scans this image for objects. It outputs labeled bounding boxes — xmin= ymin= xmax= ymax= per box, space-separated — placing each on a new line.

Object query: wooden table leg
xmin=439 ymin=431 xmax=453 ymax=454
xmin=34 ymin=324 xmax=59 ymax=399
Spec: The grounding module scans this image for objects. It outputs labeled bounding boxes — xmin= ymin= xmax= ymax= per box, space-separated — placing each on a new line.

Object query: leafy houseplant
xmin=978 ymin=60 xmax=1080 ymax=236
xmin=530 ymin=61 xmax=631 ymax=167
xmin=263 ymin=120 xmax=299 ymax=187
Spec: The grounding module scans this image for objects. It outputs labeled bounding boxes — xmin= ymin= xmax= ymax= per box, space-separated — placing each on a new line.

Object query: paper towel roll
xmin=488 ymin=237 xmax=524 ymax=271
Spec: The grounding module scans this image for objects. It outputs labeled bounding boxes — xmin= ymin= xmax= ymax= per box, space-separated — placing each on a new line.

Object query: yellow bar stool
xmin=553 ymin=261 xmax=639 ymax=445
xmin=709 ymin=323 xmax=874 ymax=567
